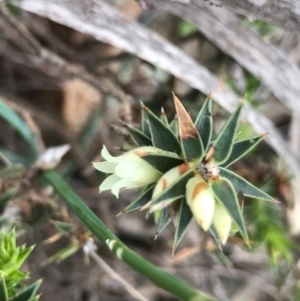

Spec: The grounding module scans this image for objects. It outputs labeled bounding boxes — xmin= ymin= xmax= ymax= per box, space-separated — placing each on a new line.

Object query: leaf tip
xmin=239 ymin=97 xmax=246 ymax=106
xmin=171 ymin=245 xmax=176 ymax=257
xmin=116 ymin=211 xmax=124 ymax=217
xmin=272 ymin=198 xmax=280 ymax=203
xmin=207 ymin=90 xmax=213 ymax=99
xmin=140 ymin=101 xmax=147 ymax=111
xmin=140 ymin=201 xmax=151 ymax=211
xmin=172 ymin=92 xmax=181 ymax=106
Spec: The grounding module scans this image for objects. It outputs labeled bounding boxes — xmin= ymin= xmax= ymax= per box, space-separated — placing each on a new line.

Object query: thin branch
xmin=84 ymin=239 xmax=149 ymax=301
xmin=147 ymin=0 xmax=300 ymax=116
xmin=9 ymin=0 xmax=300 ymax=178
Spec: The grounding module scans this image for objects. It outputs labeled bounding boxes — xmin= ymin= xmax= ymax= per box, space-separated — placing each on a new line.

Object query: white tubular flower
xmin=186 ymin=175 xmax=215 ymax=231
xmin=93 ymin=145 xmax=162 ymax=198
xmin=212 ymin=201 xmax=232 ymax=244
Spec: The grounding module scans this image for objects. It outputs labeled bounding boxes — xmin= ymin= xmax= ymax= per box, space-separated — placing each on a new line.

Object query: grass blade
xmin=0 ymin=100 xmax=39 ymax=160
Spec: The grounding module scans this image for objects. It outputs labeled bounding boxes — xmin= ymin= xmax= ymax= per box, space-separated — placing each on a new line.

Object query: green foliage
xmin=178 ymin=21 xmax=197 ymax=37
xmin=0 ymin=230 xmax=41 ymax=301
xmin=0 ymin=102 xmax=39 ymax=164
xmin=247 ymin=201 xmax=296 ymax=268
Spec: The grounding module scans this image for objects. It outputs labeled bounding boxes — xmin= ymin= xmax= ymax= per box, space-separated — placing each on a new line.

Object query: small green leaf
xmin=209 ymin=225 xmax=222 ymax=246
xmin=52 ymin=220 xmax=74 ymax=235
xmin=194 ymin=96 xmax=213 ymax=151
xmin=178 ymin=21 xmax=197 ymax=37
xmin=140 ymin=103 xmax=151 ymax=137
xmin=10 ymin=279 xmax=42 ymax=301
xmin=219 ymin=168 xmax=274 ymax=201
xmin=151 ymin=169 xmax=195 ymax=206
xmin=221 ymin=133 xmax=266 ymax=168
xmin=209 ymin=177 xmax=248 ymax=240
xmin=211 ymin=100 xmax=244 ymax=164
xmin=173 ymin=93 xmax=203 ymax=161
xmin=141 ymin=154 xmax=184 ymax=174
xmin=157 ymin=207 xmax=171 ymax=235
xmin=150 ymin=197 xmax=179 ymax=212
xmin=160 ymin=107 xmax=169 ymax=126
xmin=0 ymin=100 xmax=40 ymax=161
xmin=13 ymin=246 xmax=34 ymax=272
xmin=0 ymin=188 xmax=17 ymax=211
xmin=173 ymin=198 xmax=193 ymax=250
xmin=127 ymin=125 xmax=152 ymax=146
xmin=0 ymin=271 xmax=8 ymax=301
xmin=0 ymin=216 xmax=9 ymax=228
xmin=169 ymin=116 xmax=179 ymax=137
xmin=121 ymin=185 xmax=154 ymax=213
xmin=43 ymin=244 xmax=79 ymax=265
xmin=143 ymin=104 xmax=181 ymax=155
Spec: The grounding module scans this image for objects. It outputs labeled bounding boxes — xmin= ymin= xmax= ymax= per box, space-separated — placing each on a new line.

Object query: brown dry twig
xmin=8 ymin=0 xmax=300 ymax=179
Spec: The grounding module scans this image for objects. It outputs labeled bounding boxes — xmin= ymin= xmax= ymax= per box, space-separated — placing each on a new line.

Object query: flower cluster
xmin=94 ymin=94 xmax=273 ymax=250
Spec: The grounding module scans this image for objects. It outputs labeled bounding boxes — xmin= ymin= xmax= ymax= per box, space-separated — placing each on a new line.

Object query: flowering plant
xmin=94 ymin=94 xmax=274 ymax=251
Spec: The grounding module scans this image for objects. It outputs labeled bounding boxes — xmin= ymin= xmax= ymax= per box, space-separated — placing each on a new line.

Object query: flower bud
xmin=186 ymin=175 xmax=215 ymax=231
xmin=153 ymin=164 xmax=188 ymax=197
xmin=212 ymin=201 xmax=232 ymax=244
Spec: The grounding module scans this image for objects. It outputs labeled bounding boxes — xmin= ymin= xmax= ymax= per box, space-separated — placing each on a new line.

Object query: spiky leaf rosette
xmin=94 ymin=94 xmax=275 ymax=252
xmin=0 ymin=230 xmax=41 ymax=301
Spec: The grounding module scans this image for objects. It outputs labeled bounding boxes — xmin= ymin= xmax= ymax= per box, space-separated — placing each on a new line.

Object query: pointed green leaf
xmin=127 ymin=125 xmax=152 ymax=146
xmin=209 ymin=177 xmax=248 ymax=240
xmin=140 ymin=102 xmax=151 ymax=137
xmin=150 ymin=197 xmax=180 ymax=212
xmin=194 ymin=96 xmax=213 ymax=151
xmin=211 ymin=101 xmax=244 ymax=164
xmin=0 ymin=101 xmax=40 ymax=160
xmin=10 ymin=280 xmax=42 ymax=301
xmin=52 ymin=220 xmax=74 ymax=235
xmin=173 ymin=94 xmax=203 ymax=161
xmin=169 ymin=116 xmax=179 ymax=138
xmin=219 ymin=167 xmax=274 ymax=201
xmin=209 ymin=225 xmax=222 ymax=246
xmin=44 ymin=243 xmax=79 ymax=264
xmin=143 ymin=104 xmax=181 ymax=155
xmin=0 ymin=216 xmax=9 ymax=228
xmin=121 ymin=185 xmax=154 ymax=213
xmin=157 ymin=207 xmax=172 ymax=234
xmin=0 ymin=272 xmax=8 ymax=301
xmin=173 ymin=198 xmax=193 ymax=250
xmin=141 ymin=154 xmax=184 ymax=174
xmin=14 ymin=246 xmax=34 ymax=271
xmin=0 ymin=188 xmax=17 ymax=211
xmin=221 ymin=134 xmax=266 ymax=168
xmin=151 ymin=169 xmax=195 ymax=205
xmin=160 ymin=107 xmax=169 ymax=126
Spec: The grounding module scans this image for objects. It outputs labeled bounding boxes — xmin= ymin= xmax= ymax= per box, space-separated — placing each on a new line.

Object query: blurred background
xmin=0 ymin=0 xmax=300 ymax=300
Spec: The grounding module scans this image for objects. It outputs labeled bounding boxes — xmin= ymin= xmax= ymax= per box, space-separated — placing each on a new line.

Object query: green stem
xmin=43 ymin=170 xmax=217 ymax=301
